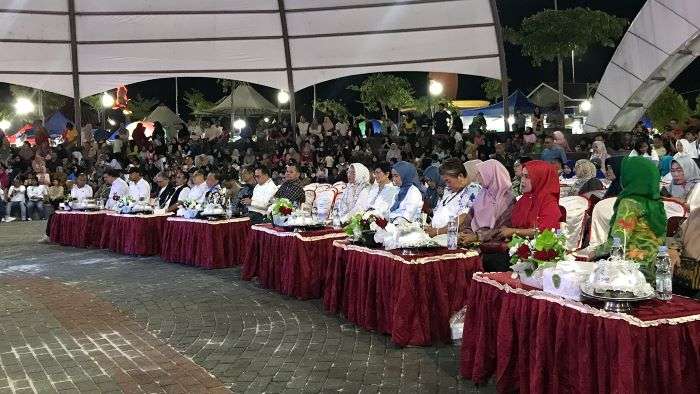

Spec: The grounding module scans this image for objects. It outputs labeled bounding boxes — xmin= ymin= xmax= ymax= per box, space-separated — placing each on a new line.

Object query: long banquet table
xmin=241 ymin=224 xmax=347 ymax=300
xmin=160 ymin=216 xmax=251 ymax=269
xmin=324 ymin=240 xmax=483 ymax=346
xmin=49 ymin=210 xmax=107 ymax=248
xmin=461 ymin=272 xmax=700 ymax=394
xmin=98 ymin=212 xmax=172 ymax=256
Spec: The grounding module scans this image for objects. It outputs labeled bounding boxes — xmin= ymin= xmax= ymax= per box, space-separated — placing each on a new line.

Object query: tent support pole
xmin=489 ymin=0 xmax=509 ymax=132
xmin=68 ymin=0 xmax=82 ymax=144
xmin=278 ymin=0 xmax=297 ymax=135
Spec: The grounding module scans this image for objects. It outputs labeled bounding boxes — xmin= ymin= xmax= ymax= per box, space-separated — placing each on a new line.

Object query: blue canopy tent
xmin=461 ymin=90 xmax=536 ymax=117
xmin=45 ymin=111 xmax=70 ymax=136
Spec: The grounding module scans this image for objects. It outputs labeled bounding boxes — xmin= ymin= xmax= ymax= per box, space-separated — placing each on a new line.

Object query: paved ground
xmin=0 ymin=221 xmax=493 ymax=393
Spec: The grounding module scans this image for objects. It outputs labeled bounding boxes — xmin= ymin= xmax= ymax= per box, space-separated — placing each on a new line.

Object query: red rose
xmin=532 ymin=249 xmax=557 ymax=261
xmin=516 ymin=244 xmax=531 ymax=259
xmin=375 ymin=217 xmax=388 ymax=229
xmin=280 ymin=206 xmax=292 ymax=216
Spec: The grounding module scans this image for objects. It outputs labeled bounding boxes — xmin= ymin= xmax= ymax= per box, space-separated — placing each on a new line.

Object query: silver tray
xmin=581 ymin=290 xmax=655 ymax=314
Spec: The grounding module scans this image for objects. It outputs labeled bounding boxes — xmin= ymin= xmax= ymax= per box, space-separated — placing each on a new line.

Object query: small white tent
xmin=144 ymin=105 xmax=185 ymax=133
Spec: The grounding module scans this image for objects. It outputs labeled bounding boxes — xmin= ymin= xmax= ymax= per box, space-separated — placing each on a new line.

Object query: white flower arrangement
xmin=114 ymin=195 xmax=135 ymax=213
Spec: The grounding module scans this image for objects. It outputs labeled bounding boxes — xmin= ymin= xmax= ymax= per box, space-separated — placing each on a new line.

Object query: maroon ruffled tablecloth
xmin=241 ymin=224 xmax=347 ymax=300
xmin=461 ymin=272 xmax=700 ymax=394
xmin=160 ymin=217 xmax=251 ymax=269
xmin=49 ymin=210 xmax=106 ymax=248
xmin=324 ymin=241 xmax=483 ymax=346
xmin=98 ymin=213 xmax=170 ymax=256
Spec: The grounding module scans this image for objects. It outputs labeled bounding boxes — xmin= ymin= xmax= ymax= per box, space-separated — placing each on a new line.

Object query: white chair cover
xmin=302 ymin=183 xmax=318 ymax=212
xmin=588 ymin=197 xmax=617 ymax=251
xmin=559 ymin=196 xmax=590 ymax=251
xmin=313 ymin=187 xmax=337 ymax=217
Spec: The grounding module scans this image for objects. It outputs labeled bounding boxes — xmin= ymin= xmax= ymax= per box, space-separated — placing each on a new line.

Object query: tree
xmin=81 ymin=94 xmax=105 ymax=125
xmin=313 ymin=99 xmax=349 ymax=121
xmin=506 ymin=7 xmax=627 ymax=113
xmin=647 ymin=87 xmax=690 ymax=129
xmin=128 ymin=94 xmax=158 ymax=120
xmin=412 ymin=96 xmax=458 ymax=117
xmin=348 ymin=74 xmax=414 ymax=118
xmin=481 ymin=78 xmax=510 ymax=102
xmin=183 ymin=89 xmax=215 ymax=114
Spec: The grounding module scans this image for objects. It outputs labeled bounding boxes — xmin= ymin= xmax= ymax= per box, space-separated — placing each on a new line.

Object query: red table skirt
xmin=241 ymin=224 xmax=347 ymax=300
xmin=160 ymin=217 xmax=251 ymax=269
xmin=461 ymin=272 xmax=700 ymax=394
xmin=98 ymin=214 xmax=169 ymax=256
xmin=49 ymin=211 xmax=106 ymax=248
xmin=324 ymin=242 xmax=483 ymax=346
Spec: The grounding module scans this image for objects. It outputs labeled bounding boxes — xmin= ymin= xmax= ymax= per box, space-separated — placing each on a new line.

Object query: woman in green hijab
xmin=609 ymin=157 xmax=667 ymax=281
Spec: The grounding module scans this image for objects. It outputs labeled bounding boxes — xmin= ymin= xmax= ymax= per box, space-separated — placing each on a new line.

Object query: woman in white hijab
xmin=336 ymin=163 xmax=371 ymax=221
xmin=675 ymin=139 xmax=699 ymax=159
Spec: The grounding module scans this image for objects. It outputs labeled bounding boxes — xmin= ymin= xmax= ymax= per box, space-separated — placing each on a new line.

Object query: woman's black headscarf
xmin=603 ymin=156 xmax=625 ymax=198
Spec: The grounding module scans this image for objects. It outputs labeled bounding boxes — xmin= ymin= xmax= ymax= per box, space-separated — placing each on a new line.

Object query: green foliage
xmin=412 ymin=96 xmax=458 ymax=116
xmin=347 ymin=74 xmax=414 ymax=118
xmin=506 ymin=8 xmax=627 ymax=66
xmin=128 ymin=94 xmax=158 ymax=120
xmin=647 ymin=87 xmax=690 ymax=129
xmin=183 ymin=89 xmax=215 ymax=114
xmin=313 ymin=99 xmax=349 ymax=121
xmin=481 ymin=78 xmax=509 ymax=101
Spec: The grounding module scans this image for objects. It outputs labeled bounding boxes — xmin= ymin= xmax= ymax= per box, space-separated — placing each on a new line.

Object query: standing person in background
xmin=432 ymin=103 xmax=450 ymax=135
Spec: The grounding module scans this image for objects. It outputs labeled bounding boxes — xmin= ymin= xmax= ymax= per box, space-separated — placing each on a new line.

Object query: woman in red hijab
xmin=499 ymin=160 xmax=561 ymax=239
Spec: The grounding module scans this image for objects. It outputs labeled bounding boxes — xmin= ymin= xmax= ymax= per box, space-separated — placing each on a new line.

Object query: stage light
xmin=277 ymin=90 xmax=290 ymax=104
xmin=14 ymin=98 xmax=34 ymax=115
xmin=107 ymin=118 xmax=116 ymax=126
xmin=0 ymin=119 xmax=10 ymax=131
xmin=429 ymin=80 xmax=443 ymax=96
xmin=264 ymin=117 xmax=270 ymax=123
xmin=580 ymin=100 xmax=592 ymax=112
xmin=101 ymin=92 xmax=115 ymax=108
xmin=233 ymin=118 xmax=246 ymax=131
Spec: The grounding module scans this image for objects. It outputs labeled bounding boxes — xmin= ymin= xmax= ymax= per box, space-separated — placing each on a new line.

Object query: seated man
xmin=245 ymin=165 xmax=277 ymax=223
xmin=167 ymin=172 xmax=190 ymax=213
xmin=26 ymin=177 xmax=48 ymax=220
xmin=204 ymin=172 xmax=222 ymax=202
xmin=127 ymin=167 xmax=151 ymax=202
xmin=103 ymin=168 xmax=129 ymax=210
xmin=185 ymin=171 xmax=208 ymax=204
xmin=154 ymin=172 xmax=175 ymax=209
xmin=71 ymin=173 xmax=94 ymax=202
xmin=4 ymin=178 xmax=26 ymax=222
xmin=273 ymin=163 xmax=305 ymax=206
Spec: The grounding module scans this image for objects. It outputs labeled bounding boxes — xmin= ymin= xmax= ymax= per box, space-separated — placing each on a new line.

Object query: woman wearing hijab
xmin=603 ymin=156 xmax=625 ymax=199
xmin=336 ymin=163 xmax=371 ymax=221
xmin=590 ymin=140 xmax=609 ymax=167
xmin=664 ymin=156 xmax=700 ymax=202
xmin=658 ymin=155 xmax=673 ymax=177
xmin=462 ymin=159 xmax=484 ymax=204
xmin=608 ymin=157 xmax=667 ymax=282
xmin=568 ymin=159 xmax=604 ymax=197
xmin=458 ymin=160 xmax=515 ymax=245
xmin=425 ymin=158 xmax=474 ymax=236
xmin=675 ymin=139 xmax=699 ymax=159
xmin=553 ymin=130 xmax=571 ymax=152
xmin=385 ymin=143 xmax=402 ymax=162
xmin=500 ymin=160 xmax=562 ymax=239
xmin=388 ymin=161 xmax=423 ymax=222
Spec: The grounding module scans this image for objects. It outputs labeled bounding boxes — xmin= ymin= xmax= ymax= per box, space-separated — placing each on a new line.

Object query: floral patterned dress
xmin=609 ymin=198 xmax=665 ymax=281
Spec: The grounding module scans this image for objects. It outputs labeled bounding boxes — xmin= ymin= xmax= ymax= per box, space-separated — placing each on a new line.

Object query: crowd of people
xmin=1 ymin=108 xmax=699 ymax=296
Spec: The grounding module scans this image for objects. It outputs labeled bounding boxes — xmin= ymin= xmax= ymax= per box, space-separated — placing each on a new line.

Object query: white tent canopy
xmin=201 ymin=85 xmax=279 ymax=116
xmin=0 ymin=0 xmax=504 ymax=98
xmin=584 ymin=0 xmax=699 ymax=132
xmin=143 ymin=105 xmax=185 ymax=131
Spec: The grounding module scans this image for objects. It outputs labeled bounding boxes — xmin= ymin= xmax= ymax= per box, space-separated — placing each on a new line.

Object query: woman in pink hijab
xmin=459 ymin=159 xmax=515 ymax=245
xmin=553 ymin=130 xmax=571 ymax=152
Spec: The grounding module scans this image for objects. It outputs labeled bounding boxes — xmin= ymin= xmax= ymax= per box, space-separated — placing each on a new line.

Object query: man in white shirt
xmin=297 ymin=115 xmax=310 ymax=137
xmin=245 ymin=166 xmax=278 ymax=223
xmin=186 ymin=171 xmax=209 ymax=204
xmin=70 ymin=174 xmax=94 ymax=202
xmin=127 ymin=167 xmax=151 ymax=202
xmin=4 ymin=178 xmax=27 ymax=222
xmin=26 ymin=178 xmax=48 ymax=220
xmin=103 ymin=168 xmax=129 ymax=210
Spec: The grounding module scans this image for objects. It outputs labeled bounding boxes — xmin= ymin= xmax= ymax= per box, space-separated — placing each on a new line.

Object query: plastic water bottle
xmin=610 ymin=237 xmax=623 ymax=260
xmin=655 ymin=246 xmax=672 ymax=301
xmin=226 ymin=200 xmax=234 ymax=219
xmin=332 ymin=210 xmax=342 ymax=229
xmin=447 ymin=216 xmax=458 ymax=250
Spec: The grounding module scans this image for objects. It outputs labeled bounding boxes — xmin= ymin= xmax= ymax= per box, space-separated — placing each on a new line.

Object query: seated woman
xmin=608 ymin=157 xmax=666 ymax=282
xmin=674 ymin=138 xmax=699 ymax=159
xmin=458 ymin=160 xmax=514 ymax=244
xmin=462 ymin=159 xmax=484 ymax=204
xmin=628 ymin=139 xmax=659 ymax=162
xmin=663 ymin=156 xmax=700 ymax=209
xmin=603 ymin=156 xmax=624 ymax=199
xmin=669 ymin=208 xmax=700 ymax=298
xmin=461 ymin=160 xmax=560 ymax=271
xmin=388 ymin=161 xmax=423 ymax=222
xmin=425 ymin=158 xmax=477 ymax=236
xmin=335 ymin=163 xmax=371 ymax=221
xmin=567 ymin=159 xmax=604 ymax=197
xmin=365 ymin=162 xmax=398 ymax=217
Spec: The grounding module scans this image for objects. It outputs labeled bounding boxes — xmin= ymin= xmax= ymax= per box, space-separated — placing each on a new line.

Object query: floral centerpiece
xmin=343 ymin=212 xmax=388 ymax=241
xmin=271 ymin=198 xmax=295 ymax=226
xmin=114 ymin=195 xmax=135 ymax=214
xmin=180 ymin=199 xmax=202 ymax=219
xmin=508 ymin=229 xmax=567 ymax=288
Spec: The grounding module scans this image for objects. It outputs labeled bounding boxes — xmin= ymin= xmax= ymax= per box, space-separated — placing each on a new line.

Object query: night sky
xmin=4 ymin=0 xmax=700 ymax=120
